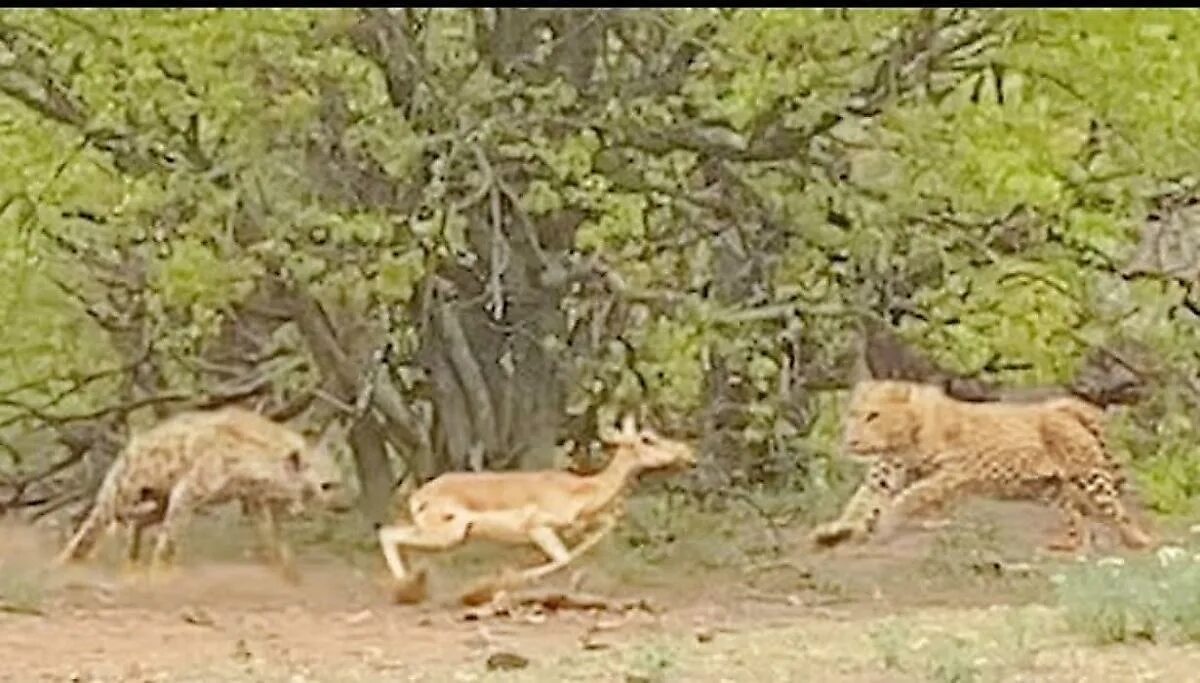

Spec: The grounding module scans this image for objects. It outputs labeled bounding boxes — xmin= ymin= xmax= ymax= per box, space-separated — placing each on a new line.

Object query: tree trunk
xmin=347 ymin=415 xmax=395 ymax=526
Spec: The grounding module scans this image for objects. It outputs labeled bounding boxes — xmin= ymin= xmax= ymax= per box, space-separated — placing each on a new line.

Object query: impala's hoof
xmin=459 ymin=568 xmax=521 ymax=607
xmin=391 ymin=569 xmax=428 ymax=605
xmin=459 ymin=577 xmax=501 ymax=607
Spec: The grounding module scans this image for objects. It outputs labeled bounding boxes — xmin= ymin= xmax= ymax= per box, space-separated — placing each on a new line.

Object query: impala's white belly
xmin=459 ymin=506 xmax=545 ymax=544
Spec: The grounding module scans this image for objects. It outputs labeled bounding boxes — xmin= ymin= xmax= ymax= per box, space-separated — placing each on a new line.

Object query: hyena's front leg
xmin=811 ymin=460 xmax=907 ymax=548
xmin=247 ymin=499 xmax=300 ymax=583
xmin=149 ymin=478 xmax=203 ymax=576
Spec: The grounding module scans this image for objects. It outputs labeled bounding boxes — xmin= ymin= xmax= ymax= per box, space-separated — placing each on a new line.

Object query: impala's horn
xmin=621 ymin=413 xmax=638 ymax=437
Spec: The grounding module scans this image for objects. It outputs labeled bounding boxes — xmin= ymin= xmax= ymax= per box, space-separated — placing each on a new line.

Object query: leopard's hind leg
xmin=1040 ymin=477 xmax=1092 ymax=554
xmin=1074 ymin=469 xmax=1153 ymax=550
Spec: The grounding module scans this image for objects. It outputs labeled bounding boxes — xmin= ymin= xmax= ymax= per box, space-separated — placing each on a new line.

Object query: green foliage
xmin=0 ymin=9 xmax=1196 ymax=511
xmin=1056 ymin=550 xmax=1200 ymax=645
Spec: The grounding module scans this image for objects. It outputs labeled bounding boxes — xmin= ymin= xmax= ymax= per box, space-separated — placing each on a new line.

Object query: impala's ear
xmin=621 ymin=413 xmax=637 ymax=436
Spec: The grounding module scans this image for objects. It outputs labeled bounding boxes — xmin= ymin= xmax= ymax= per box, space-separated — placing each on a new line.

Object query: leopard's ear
xmin=873 ymin=380 xmax=913 ymax=405
xmin=895 ymin=383 xmax=915 ymax=403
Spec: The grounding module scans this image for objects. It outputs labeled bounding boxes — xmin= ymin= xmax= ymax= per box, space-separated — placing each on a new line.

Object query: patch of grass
xmin=623 ymin=642 xmax=677 ymax=682
xmin=867 ymin=607 xmax=1054 ymax=683
xmin=923 ymin=635 xmax=984 ymax=683
xmin=868 ymin=617 xmax=909 ymax=671
xmin=919 ymin=513 xmax=1005 ymax=581
xmin=0 ymin=562 xmax=48 ymax=614
xmin=1055 ymin=547 xmax=1200 ymax=645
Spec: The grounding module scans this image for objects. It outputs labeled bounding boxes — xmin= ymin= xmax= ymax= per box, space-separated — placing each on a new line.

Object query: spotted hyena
xmin=54 ymin=406 xmax=350 ymax=579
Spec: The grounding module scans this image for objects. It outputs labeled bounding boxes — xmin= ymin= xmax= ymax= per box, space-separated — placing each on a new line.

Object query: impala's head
xmin=842 ymin=380 xmax=926 ymax=459
xmin=284 ymin=421 xmax=352 ymax=514
xmin=599 ymin=414 xmax=697 ymax=472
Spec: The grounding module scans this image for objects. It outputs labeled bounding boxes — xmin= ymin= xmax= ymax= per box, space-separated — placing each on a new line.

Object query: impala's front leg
xmin=377 ymin=516 xmax=470 ymax=604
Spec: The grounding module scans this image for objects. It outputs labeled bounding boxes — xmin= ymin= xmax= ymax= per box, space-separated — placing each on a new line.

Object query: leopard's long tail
xmin=54 ymin=453 xmax=128 ymax=565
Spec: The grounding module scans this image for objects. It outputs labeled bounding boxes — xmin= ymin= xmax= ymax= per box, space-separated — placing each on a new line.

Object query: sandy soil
xmin=0 ymin=499 xmax=1188 ymax=682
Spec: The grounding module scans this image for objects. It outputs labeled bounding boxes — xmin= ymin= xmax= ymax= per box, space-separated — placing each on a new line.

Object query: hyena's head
xmin=284 ymin=421 xmax=352 ymax=514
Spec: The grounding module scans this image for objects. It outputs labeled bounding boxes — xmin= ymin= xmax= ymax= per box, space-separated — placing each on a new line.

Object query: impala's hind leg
xmin=459 ymin=515 xmax=620 ymax=607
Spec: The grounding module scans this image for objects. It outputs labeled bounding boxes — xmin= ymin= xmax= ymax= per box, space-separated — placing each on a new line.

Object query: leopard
xmin=54 ymin=406 xmax=350 ymax=580
xmin=810 ymin=379 xmax=1153 ymax=554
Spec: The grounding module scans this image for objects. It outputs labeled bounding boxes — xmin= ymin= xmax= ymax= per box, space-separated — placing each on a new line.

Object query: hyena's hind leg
xmin=811 ymin=460 xmax=908 ymax=547
xmin=54 ymin=502 xmax=113 ymax=566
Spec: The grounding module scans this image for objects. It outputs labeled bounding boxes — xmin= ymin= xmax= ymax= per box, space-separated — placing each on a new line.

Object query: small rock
xmin=695 ymin=626 xmax=715 ymax=643
xmin=580 ymin=635 xmax=611 ymax=651
xmin=180 ymin=606 xmax=215 ymax=627
xmin=344 ymin=609 xmax=372 ymax=625
xmin=233 ymin=638 xmax=252 ymax=661
xmin=486 ymin=651 xmax=529 ymax=671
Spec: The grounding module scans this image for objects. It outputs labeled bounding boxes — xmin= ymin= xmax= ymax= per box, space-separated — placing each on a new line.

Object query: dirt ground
xmin=0 ymin=497 xmax=1195 ymax=683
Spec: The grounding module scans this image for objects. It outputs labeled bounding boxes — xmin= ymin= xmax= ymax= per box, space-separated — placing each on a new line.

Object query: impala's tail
xmin=54 ymin=455 xmax=127 ymax=565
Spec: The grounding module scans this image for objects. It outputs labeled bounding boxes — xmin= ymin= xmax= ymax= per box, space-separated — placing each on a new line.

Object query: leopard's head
xmin=842 ymin=380 xmax=925 ymax=458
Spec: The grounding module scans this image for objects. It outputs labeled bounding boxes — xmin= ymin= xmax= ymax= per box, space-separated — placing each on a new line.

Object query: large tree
xmin=0 ymin=9 xmax=1196 ymax=525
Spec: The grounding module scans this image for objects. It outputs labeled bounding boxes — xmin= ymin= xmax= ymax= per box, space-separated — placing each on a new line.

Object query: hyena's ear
xmin=314 ymin=418 xmax=344 ymax=451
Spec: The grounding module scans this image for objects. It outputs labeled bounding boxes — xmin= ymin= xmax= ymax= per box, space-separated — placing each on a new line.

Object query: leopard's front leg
xmin=811 ymin=459 xmax=908 ymax=548
xmin=873 ymin=471 xmax=971 ymax=544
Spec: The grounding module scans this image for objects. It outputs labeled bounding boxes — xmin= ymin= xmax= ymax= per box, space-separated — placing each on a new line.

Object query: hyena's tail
xmin=54 ymin=455 xmax=127 ymax=565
